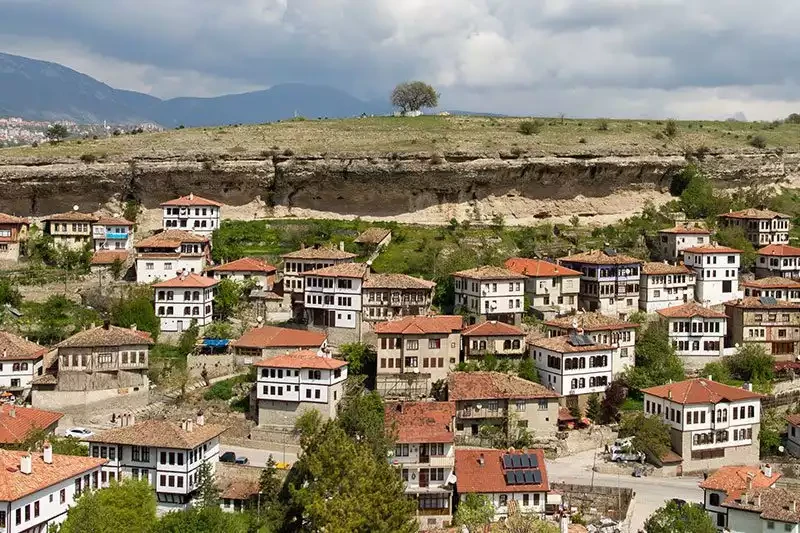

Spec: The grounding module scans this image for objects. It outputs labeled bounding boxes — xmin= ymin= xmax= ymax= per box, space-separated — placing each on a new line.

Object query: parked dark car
xmin=220 ymin=451 xmax=236 ymax=463
xmin=235 ymin=456 xmax=250 ymax=465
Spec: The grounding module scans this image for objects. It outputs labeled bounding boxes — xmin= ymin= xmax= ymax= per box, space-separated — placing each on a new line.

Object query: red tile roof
xmin=722 ymin=487 xmax=800 ymax=523
xmin=0 ymin=450 xmax=107 ymax=501
xmin=656 ymin=302 xmax=727 ymax=319
xmin=135 ymin=229 xmax=208 ymax=249
xmin=160 ymin=193 xmax=222 ymax=207
xmin=0 ymin=332 xmax=47 ymax=361
xmin=233 ymin=326 xmax=326 ymax=349
xmin=254 ymin=350 xmax=347 ymax=370
xmin=700 ymin=465 xmax=781 ymax=498
xmin=0 ymin=213 xmax=28 ymax=225
xmin=642 ymin=378 xmax=763 ymax=405
xmin=642 ymin=262 xmax=693 ymax=275
xmin=719 ymin=209 xmax=790 ymax=220
xmin=743 ymin=277 xmax=800 ymax=290
xmin=363 ymin=273 xmax=436 ymax=290
xmin=44 ymin=211 xmax=99 ymax=222
xmin=504 ymin=258 xmax=581 ymax=278
xmin=787 ymin=414 xmax=800 ymax=427
xmin=354 ymin=227 xmax=391 ymax=244
xmin=452 ymin=265 xmax=525 ymax=280
xmin=374 ymin=315 xmax=463 ymax=335
xmin=724 ymin=297 xmax=800 ymax=310
xmin=88 ymin=420 xmax=226 ymax=449
xmin=301 ymin=263 xmax=369 ymax=279
xmin=57 ymin=325 xmax=154 ymax=348
xmin=384 ymin=401 xmax=455 ymax=444
xmin=449 ymin=372 xmax=559 ymax=401
xmin=462 ymin=321 xmax=524 ymax=337
xmin=95 ymin=216 xmax=134 ymax=226
xmin=91 ymin=250 xmax=130 ymax=265
xmin=545 ymin=312 xmax=638 ymax=332
xmin=758 ymin=244 xmax=800 ymax=257
xmin=0 ymin=405 xmax=64 ymax=444
xmin=559 ymin=249 xmax=642 ymax=265
xmin=281 ymin=247 xmax=356 ymax=260
xmin=658 ymin=225 xmax=711 ymax=235
xmin=206 ymin=257 xmax=277 ymax=274
xmin=455 ymin=449 xmax=549 ymax=494
xmin=152 ymin=272 xmax=219 ymax=288
xmin=684 ymin=243 xmax=742 ymax=254
xmin=529 ymin=335 xmax=613 ymax=353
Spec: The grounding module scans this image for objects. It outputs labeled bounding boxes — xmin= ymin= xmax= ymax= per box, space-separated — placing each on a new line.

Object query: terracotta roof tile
xmin=95 ymin=216 xmax=134 ymax=226
xmin=233 ymin=326 xmax=326 ymax=349
xmin=253 ymin=350 xmax=347 ymax=370
xmin=455 ymin=449 xmax=549 ymax=494
xmin=504 ymin=258 xmax=581 ymax=278
xmin=758 ymin=244 xmax=800 ymax=257
xmin=88 ymin=419 xmax=226 ymax=448
xmin=722 ymin=487 xmax=800 ymax=523
xmin=221 ymin=479 xmax=260 ymax=500
xmin=135 ymin=229 xmax=209 ymax=249
xmin=559 ymin=249 xmax=643 ymax=265
xmin=301 ymin=263 xmax=368 ymax=278
xmin=363 ymin=273 xmax=435 ymax=290
xmin=700 ymin=465 xmax=780 ymax=498
xmin=684 ymin=243 xmax=742 ymax=254
xmin=0 ymin=213 xmax=28 ymax=225
xmin=374 ymin=315 xmax=463 ymax=335
xmin=281 ymin=247 xmax=356 ymax=260
xmin=743 ymin=277 xmax=800 ymax=290
xmin=385 ymin=401 xmax=455 ymax=444
xmin=642 ymin=378 xmax=763 ymax=405
xmin=452 ymin=265 xmax=525 ymax=280
xmin=724 ymin=297 xmax=800 ymax=310
xmin=642 ymin=262 xmax=693 ymax=275
xmin=449 ymin=372 xmax=559 ymax=401
xmin=0 ymin=331 xmax=47 ymax=360
xmin=462 ymin=321 xmax=524 ymax=337
xmin=656 ymin=302 xmax=727 ymax=319
xmin=787 ymin=414 xmax=800 ymax=427
xmin=152 ymin=272 xmax=218 ymax=288
xmin=91 ymin=250 xmax=130 ymax=265
xmin=0 ymin=449 xmax=106 ymax=501
xmin=206 ymin=257 xmax=277 ymax=273
xmin=529 ymin=335 xmax=613 ymax=353
xmin=0 ymin=405 xmax=64 ymax=444
xmin=719 ymin=209 xmax=790 ymax=220
xmin=43 ymin=211 xmax=99 ymax=222
xmin=57 ymin=325 xmax=154 ymax=348
xmin=354 ymin=227 xmax=391 ymax=244
xmin=160 ymin=193 xmax=222 ymax=207
xmin=658 ymin=225 xmax=711 ymax=235
xmin=545 ymin=312 xmax=638 ymax=332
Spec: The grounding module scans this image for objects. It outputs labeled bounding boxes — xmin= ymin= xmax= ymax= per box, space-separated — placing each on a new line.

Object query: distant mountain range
xmin=0 ymin=52 xmax=393 ymax=126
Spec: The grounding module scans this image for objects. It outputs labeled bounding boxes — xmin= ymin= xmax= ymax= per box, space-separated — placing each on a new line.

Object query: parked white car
xmin=65 ymin=427 xmax=94 ymax=439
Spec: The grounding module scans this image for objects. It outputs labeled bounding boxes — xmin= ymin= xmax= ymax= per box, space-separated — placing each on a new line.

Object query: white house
xmin=92 ymin=216 xmax=134 ymax=252
xmin=302 ymin=263 xmax=368 ymax=330
xmin=642 ymin=378 xmax=762 ymax=472
xmin=530 ymin=333 xmax=614 ymax=400
xmin=280 ymin=247 xmax=356 ymax=296
xmin=153 ymin=273 xmax=218 ymax=333
xmin=639 ymin=262 xmax=696 ymax=312
xmin=722 ymin=487 xmax=800 ymax=533
xmin=0 ymin=447 xmax=107 ymax=533
xmin=718 ymin=208 xmax=791 ymax=247
xmin=254 ymin=350 xmax=348 ymax=427
xmin=87 ymin=415 xmax=226 ymax=512
xmin=656 ymin=302 xmax=728 ymax=370
xmin=135 ymin=229 xmax=211 ymax=284
xmin=206 ymin=257 xmax=277 ymax=290
xmin=684 ymin=244 xmax=743 ymax=306
xmin=699 ymin=464 xmax=780 ymax=530
xmin=755 ymin=244 xmax=800 ymax=279
xmin=656 ymin=224 xmax=712 ymax=261
xmin=161 ymin=193 xmax=221 ymax=239
xmin=454 ymin=449 xmax=549 ymax=521
xmin=743 ymin=277 xmax=800 ymax=303
xmin=0 ymin=331 xmax=46 ymax=391
xmin=504 ymin=257 xmax=581 ymax=317
xmin=452 ymin=266 xmax=525 ymax=325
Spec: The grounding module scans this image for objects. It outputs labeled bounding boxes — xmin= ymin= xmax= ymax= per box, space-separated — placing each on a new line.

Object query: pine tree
xmin=195 ymin=460 xmax=220 ymax=508
xmin=585 ymin=393 xmax=601 ymax=422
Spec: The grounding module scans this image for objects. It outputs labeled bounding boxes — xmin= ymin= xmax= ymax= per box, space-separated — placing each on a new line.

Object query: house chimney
xmin=792 ymin=500 xmax=797 ymax=513
xmin=743 ymin=382 xmax=753 ymax=392
xmin=103 ymin=319 xmax=110 ymax=330
xmin=742 ymin=492 xmax=749 ymax=505
xmin=189 ymin=193 xmax=194 ymax=200
xmin=757 ymin=493 xmax=762 ymax=508
xmin=478 ymin=453 xmax=485 ymax=466
xmin=747 ymin=473 xmax=754 ymax=493
xmin=763 ymin=464 xmax=773 ymax=478
xmin=186 ymin=419 xmax=194 ymax=433
xmin=707 ymin=375 xmax=713 ymax=382
xmin=9 ymin=408 xmax=15 ymax=418
xmin=43 ymin=442 xmax=53 ymax=464
xmin=130 ymin=324 xmax=137 ymax=331
xmin=196 ymin=411 xmax=205 ymax=426
xmin=90 ymin=322 xmax=95 ymax=329
xmin=20 ymin=453 xmax=32 ymax=475
xmin=339 ymin=241 xmax=345 ymax=252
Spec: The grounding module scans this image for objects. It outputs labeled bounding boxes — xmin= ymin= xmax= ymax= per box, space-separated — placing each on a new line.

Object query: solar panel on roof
xmin=511 ymin=455 xmax=522 ymax=468
xmin=580 ymin=334 xmax=595 ymax=345
xmin=520 ymin=454 xmax=530 ymax=468
xmin=527 ymin=453 xmax=539 ymax=468
xmin=502 ymin=454 xmax=514 ymax=469
xmin=569 ymin=334 xmax=587 ymax=346
xmin=523 ymin=470 xmax=535 ymax=483
xmin=532 ymin=469 xmax=542 ymax=484
xmin=515 ymin=471 xmax=526 ymax=484
xmin=760 ymin=296 xmax=777 ymax=305
xmin=505 ymin=471 xmax=516 ymax=485
xmin=604 ymin=247 xmax=617 ymax=257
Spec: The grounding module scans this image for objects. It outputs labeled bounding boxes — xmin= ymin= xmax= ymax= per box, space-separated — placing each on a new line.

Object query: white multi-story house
xmin=700 ymin=464 xmax=780 ymax=530
xmin=743 ymin=277 xmax=800 ymax=303
xmin=206 ymin=257 xmax=277 ymax=290
xmin=153 ymin=273 xmax=218 ymax=333
xmin=135 ymin=229 xmax=211 ymax=284
xmin=44 ymin=211 xmax=97 ymax=251
xmin=530 ymin=334 xmax=614 ymax=404
xmin=385 ymin=401 xmax=456 ymax=530
xmin=280 ymin=247 xmax=356 ymax=296
xmin=504 ymin=257 xmax=580 ymax=317
xmin=87 ymin=415 xmax=226 ymax=512
xmin=718 ymin=208 xmax=791 ymax=247
xmin=92 ymin=216 xmax=134 ymax=252
xmin=254 ymin=350 xmax=348 ymax=427
xmin=722 ymin=487 xmax=800 ymax=533
xmin=684 ymin=244 xmax=743 ymax=306
xmin=0 ymin=331 xmax=46 ymax=391
xmin=656 ymin=302 xmax=728 ymax=370
xmin=161 ymin=193 xmax=221 ymax=239
xmin=642 ymin=378 xmax=762 ymax=472
xmin=0 ymin=446 xmax=106 ymax=533
xmin=543 ymin=312 xmax=637 ymax=377
xmin=639 ymin=262 xmax=696 ymax=312
xmin=452 ymin=266 xmax=525 ymax=326
xmin=755 ymin=244 xmax=800 ymax=279
xmin=559 ymin=249 xmax=643 ymax=319
xmin=656 ymin=224 xmax=712 ymax=261
xmin=302 ymin=263 xmax=368 ymax=330
xmin=454 ymin=449 xmax=549 ymax=521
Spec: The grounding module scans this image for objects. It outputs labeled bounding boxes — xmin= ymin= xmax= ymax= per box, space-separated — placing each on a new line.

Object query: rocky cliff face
xmin=0 ymin=151 xmax=797 ymax=225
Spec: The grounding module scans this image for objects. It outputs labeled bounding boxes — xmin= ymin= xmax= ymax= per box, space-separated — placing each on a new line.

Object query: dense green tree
xmin=624 ymin=322 xmax=685 ymax=390
xmin=601 ymin=380 xmax=628 ymax=424
xmin=337 ymin=386 xmax=391 ymax=459
xmin=430 ymin=379 xmax=448 ymax=401
xmin=699 ymin=361 xmax=733 ymax=385
xmin=585 ymin=393 xmax=601 ymax=422
xmin=155 ymin=506 xmax=249 ymax=533
xmin=178 ymin=321 xmax=200 ymax=355
xmin=203 ymin=320 xmax=234 ymax=340
xmin=619 ymin=411 xmax=671 ymax=461
xmin=679 ymin=173 xmax=722 ymax=219
xmin=498 ymin=512 xmax=560 ymax=532
xmin=56 ymin=479 xmax=157 ymax=533
xmin=391 ymin=81 xmax=439 ymax=113
xmin=256 ymin=455 xmax=285 ymax=528
xmin=759 ymin=407 xmax=784 ymax=456
xmin=517 ymin=357 xmax=539 ymax=383
xmin=726 ymin=344 xmax=775 ymax=390
xmin=11 ymin=429 xmax=88 ymax=456
xmin=195 ymin=460 xmax=220 ymax=508
xmin=110 ymin=257 xmax=125 ymax=280
xmin=454 ymin=493 xmax=495 ymax=530
xmin=46 ymin=123 xmax=69 ymax=142
xmin=214 ymin=278 xmax=243 ymax=320
xmin=0 ymin=278 xmax=22 ymax=307
xmin=644 ymin=501 xmax=716 ymax=533
xmin=111 ymin=287 xmax=160 ymax=340
xmin=715 ymin=226 xmax=756 ymax=270
xmin=338 ymin=342 xmax=377 ymax=380
xmin=21 ymin=295 xmax=100 ymax=345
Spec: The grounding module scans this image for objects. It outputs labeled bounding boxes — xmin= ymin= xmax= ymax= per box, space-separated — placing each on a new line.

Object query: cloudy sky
xmin=1 ymin=0 xmax=799 ymax=119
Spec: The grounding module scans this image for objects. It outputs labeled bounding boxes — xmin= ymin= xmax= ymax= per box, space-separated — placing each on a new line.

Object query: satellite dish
xmin=779 ymin=446 xmax=785 ymax=453
xmin=256 ymin=316 xmax=264 ymax=324
xmin=72 ymin=205 xmax=80 ymax=211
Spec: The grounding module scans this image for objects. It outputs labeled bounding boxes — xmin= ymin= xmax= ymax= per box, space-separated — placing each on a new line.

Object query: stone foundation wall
xmin=32 ymin=387 xmax=150 ymax=415
xmin=551 ymin=482 xmax=633 ymax=523
xmin=186 ymin=354 xmax=239 ymax=379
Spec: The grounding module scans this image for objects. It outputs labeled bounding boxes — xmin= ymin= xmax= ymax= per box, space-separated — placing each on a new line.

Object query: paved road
xmin=220 ymin=443 xmax=298 ymax=468
xmin=548 ymin=449 xmax=703 ymax=532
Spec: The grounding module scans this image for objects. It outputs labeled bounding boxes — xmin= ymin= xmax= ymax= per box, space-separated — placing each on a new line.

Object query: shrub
xmin=282 ymin=148 xmax=294 ymax=156
xmin=203 ymin=379 xmax=234 ymax=401
xmin=79 ymin=153 xmax=97 ymax=163
xmin=664 ymin=118 xmax=678 ymax=138
xmin=518 ymin=120 xmax=541 ymax=135
xmin=596 ymin=118 xmax=609 ymax=131
xmin=749 ymin=135 xmax=767 ymax=149
xmin=228 ymin=145 xmax=246 ymax=154
xmin=578 ymin=137 xmax=587 ymax=144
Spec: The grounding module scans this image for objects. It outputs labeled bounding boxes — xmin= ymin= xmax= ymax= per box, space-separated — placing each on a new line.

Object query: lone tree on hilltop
xmin=46 ymin=123 xmax=69 ymax=143
xmin=391 ymin=81 xmax=439 ymax=114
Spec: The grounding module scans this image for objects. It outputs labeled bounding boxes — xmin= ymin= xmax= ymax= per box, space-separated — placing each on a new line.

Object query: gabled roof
xmin=722 ymin=487 xmax=800 ymax=524
xmin=44 ymin=211 xmax=99 ymax=222
xmin=57 ymin=325 xmax=154 ymax=348
xmin=0 ymin=449 xmax=106 ymax=501
xmin=448 ymin=372 xmax=559 ymax=401
xmin=253 ymin=350 xmax=347 ymax=370
xmin=363 ymin=273 xmax=435 ymax=290
xmin=787 ymin=414 xmax=800 ymax=427
xmin=135 ymin=229 xmax=208 ymax=249
xmin=91 ymin=250 xmax=130 ymax=265
xmin=700 ymin=465 xmax=780 ymax=498
xmin=462 ymin=321 xmax=524 ymax=337
xmin=642 ymin=378 xmax=763 ymax=405
xmin=724 ymin=297 xmax=800 ymax=310
xmin=758 ymin=244 xmax=800 ymax=257
xmin=280 ymin=247 xmax=356 ymax=260
xmin=504 ymin=258 xmax=581 ymax=278
xmin=658 ymin=225 xmax=711 ymax=235
xmin=545 ymin=312 xmax=638 ymax=332
xmin=452 ymin=265 xmax=524 ymax=280
xmin=0 ymin=405 xmax=64 ymax=444
xmin=656 ymin=302 xmax=727 ymax=319
xmin=373 ymin=315 xmax=463 ymax=335
xmin=301 ymin=263 xmax=369 ymax=279
xmin=558 ymin=249 xmax=642 ymax=265
xmin=0 ymin=213 xmax=28 ymax=225
xmin=354 ymin=227 xmax=391 ymax=244
xmin=152 ymin=272 xmax=219 ymax=288
xmin=232 ymin=325 xmax=326 ymax=349
xmin=529 ymin=335 xmax=612 ymax=353
xmin=455 ymin=449 xmax=549 ymax=494
xmin=206 ymin=257 xmax=276 ymax=274
xmin=95 ymin=216 xmax=134 ymax=226
xmin=385 ymin=401 xmax=455 ymax=444
xmin=160 ymin=193 xmax=222 ymax=207
xmin=719 ymin=208 xmax=790 ymax=220
xmin=743 ymin=277 xmax=800 ymax=290
xmin=683 ymin=243 xmax=742 ymax=254
xmin=642 ymin=262 xmax=692 ymax=276
xmin=0 ymin=332 xmax=47 ymax=361
xmin=88 ymin=419 xmax=226 ymax=449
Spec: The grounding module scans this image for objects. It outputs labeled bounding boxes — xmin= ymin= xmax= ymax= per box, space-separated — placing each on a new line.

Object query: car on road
xmin=235 ymin=456 xmax=249 ymax=465
xmin=65 ymin=427 xmax=93 ymax=439
xmin=220 ymin=451 xmax=237 ymax=463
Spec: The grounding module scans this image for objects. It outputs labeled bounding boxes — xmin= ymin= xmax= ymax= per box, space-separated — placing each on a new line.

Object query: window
xmin=429 ymin=338 xmax=441 ymax=349
xmin=60 ymin=488 xmax=66 ymax=504
xmin=407 ymin=340 xmax=419 ymax=350
xmin=709 ymin=493 xmax=720 ymax=506
xmin=538 ymin=399 xmax=548 ymax=411
xmin=516 ymin=400 xmax=526 ymax=412
xmin=499 ymin=495 xmax=508 ymax=506
xmin=34 ymin=501 xmax=41 ymax=518
xmin=15 ymin=509 xmax=20 ymax=526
